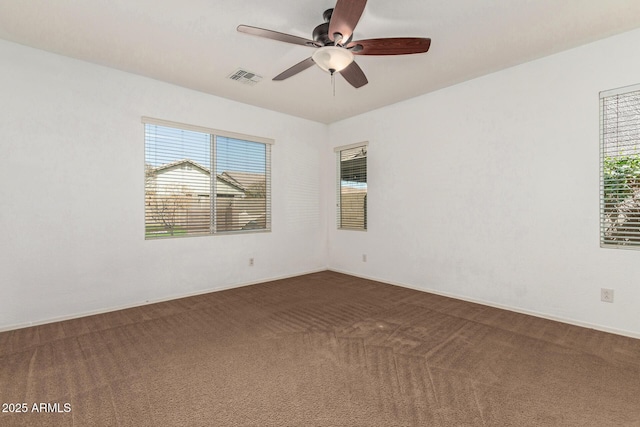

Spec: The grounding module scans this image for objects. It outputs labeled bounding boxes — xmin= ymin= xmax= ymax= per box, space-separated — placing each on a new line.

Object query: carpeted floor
xmin=1 ymin=271 xmax=639 ymax=426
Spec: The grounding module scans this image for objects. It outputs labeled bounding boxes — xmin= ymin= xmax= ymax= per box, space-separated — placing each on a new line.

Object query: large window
xmin=143 ymin=118 xmax=272 ymax=239
xmin=600 ymin=84 xmax=640 ymax=248
xmin=336 ymin=143 xmax=367 ymax=230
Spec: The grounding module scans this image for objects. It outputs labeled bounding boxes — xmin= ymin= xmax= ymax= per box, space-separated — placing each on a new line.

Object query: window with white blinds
xmin=336 ymin=143 xmax=367 ymax=230
xmin=143 ymin=118 xmax=272 ymax=239
xmin=600 ymin=84 xmax=640 ymax=248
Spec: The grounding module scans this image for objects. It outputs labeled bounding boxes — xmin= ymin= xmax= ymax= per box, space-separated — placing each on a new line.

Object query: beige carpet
xmin=1 ymin=271 xmax=639 ymax=426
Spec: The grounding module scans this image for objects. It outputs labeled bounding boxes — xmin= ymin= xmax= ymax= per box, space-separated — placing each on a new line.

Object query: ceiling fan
xmin=237 ymin=0 xmax=431 ymax=88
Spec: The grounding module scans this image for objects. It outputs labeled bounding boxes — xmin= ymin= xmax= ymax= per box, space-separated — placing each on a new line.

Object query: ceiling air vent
xmin=227 ymin=68 xmax=263 ymax=86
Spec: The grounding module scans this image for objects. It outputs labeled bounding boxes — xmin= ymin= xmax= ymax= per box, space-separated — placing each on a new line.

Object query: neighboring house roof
xmin=150 ymin=159 xmax=210 ymax=175
xmin=217 ymin=173 xmax=246 ymax=192
xmin=148 ymin=159 xmax=247 ymax=194
xmin=220 ymin=171 xmax=266 ymax=192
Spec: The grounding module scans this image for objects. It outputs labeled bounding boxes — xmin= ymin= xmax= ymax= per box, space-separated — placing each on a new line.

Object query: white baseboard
xmin=0 ymin=268 xmax=328 ymax=333
xmin=328 ymin=268 xmax=640 ymax=340
xmin=5 ymin=268 xmax=638 ymax=340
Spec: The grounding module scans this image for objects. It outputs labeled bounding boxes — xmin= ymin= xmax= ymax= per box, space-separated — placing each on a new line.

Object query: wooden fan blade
xmin=273 ymin=57 xmax=316 ymax=81
xmin=340 ymin=61 xmax=368 ymax=88
xmin=328 ymin=0 xmax=367 ymax=43
xmin=237 ymin=25 xmax=321 ymax=48
xmin=348 ymin=37 xmax=431 ymax=55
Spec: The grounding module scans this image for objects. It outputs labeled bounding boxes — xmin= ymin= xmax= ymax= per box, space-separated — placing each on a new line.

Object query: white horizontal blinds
xmin=338 ymin=145 xmax=367 ymax=230
xmin=600 ymin=85 xmax=640 ymax=247
xmin=214 ymin=136 xmax=271 ymax=233
xmin=145 ymin=124 xmax=212 ymax=238
xmin=144 ymin=120 xmax=271 ymax=239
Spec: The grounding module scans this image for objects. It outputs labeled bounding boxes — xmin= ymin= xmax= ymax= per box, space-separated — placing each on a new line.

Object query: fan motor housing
xmin=313 ymin=9 xmax=352 ymax=46
xmin=312 ymin=23 xmax=332 ymax=45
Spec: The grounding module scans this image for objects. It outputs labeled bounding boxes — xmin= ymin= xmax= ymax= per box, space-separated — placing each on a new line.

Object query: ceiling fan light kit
xmin=237 ymin=0 xmax=431 ymax=89
xmin=312 ymin=46 xmax=354 ymax=74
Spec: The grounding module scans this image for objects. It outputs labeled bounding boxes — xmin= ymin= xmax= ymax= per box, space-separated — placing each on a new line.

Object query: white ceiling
xmin=1 ymin=0 xmax=640 ymax=124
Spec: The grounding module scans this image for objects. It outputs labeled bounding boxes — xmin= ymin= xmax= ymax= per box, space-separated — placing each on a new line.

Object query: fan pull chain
xmin=332 ymin=72 xmax=335 ymax=96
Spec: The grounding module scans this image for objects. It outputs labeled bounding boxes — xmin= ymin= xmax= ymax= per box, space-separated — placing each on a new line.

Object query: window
xmin=143 ymin=117 xmax=272 ymax=239
xmin=600 ymin=84 xmax=640 ymax=248
xmin=336 ymin=143 xmax=367 ymax=230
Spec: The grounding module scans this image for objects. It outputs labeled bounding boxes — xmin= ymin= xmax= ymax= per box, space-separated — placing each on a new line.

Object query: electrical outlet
xmin=601 ymin=288 xmax=614 ymax=303
xmin=362 ymin=254 xmax=367 ymax=262
xmin=249 ymin=258 xmax=254 ymax=267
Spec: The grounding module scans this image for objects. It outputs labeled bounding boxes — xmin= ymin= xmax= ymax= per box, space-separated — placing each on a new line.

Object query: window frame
xmin=599 ymin=83 xmax=640 ymax=250
xmin=335 ymin=142 xmax=368 ymax=231
xmin=143 ymin=117 xmax=273 ymax=240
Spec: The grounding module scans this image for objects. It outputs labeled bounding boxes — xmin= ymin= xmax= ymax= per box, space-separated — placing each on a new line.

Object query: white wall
xmin=4 ymin=28 xmax=640 ymax=338
xmin=0 ymin=40 xmax=327 ymax=330
xmin=328 ymin=28 xmax=640 ymax=338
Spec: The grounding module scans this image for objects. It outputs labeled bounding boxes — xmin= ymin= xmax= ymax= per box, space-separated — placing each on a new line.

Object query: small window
xmin=336 ymin=143 xmax=367 ymax=230
xmin=144 ymin=118 xmax=272 ymax=239
xmin=600 ymin=84 xmax=640 ymax=248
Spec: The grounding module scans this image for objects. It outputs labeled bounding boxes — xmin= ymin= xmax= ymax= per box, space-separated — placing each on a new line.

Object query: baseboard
xmin=6 ymin=268 xmax=638 ymax=340
xmin=0 ymin=268 xmax=328 ymax=333
xmin=328 ymin=268 xmax=640 ymax=340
